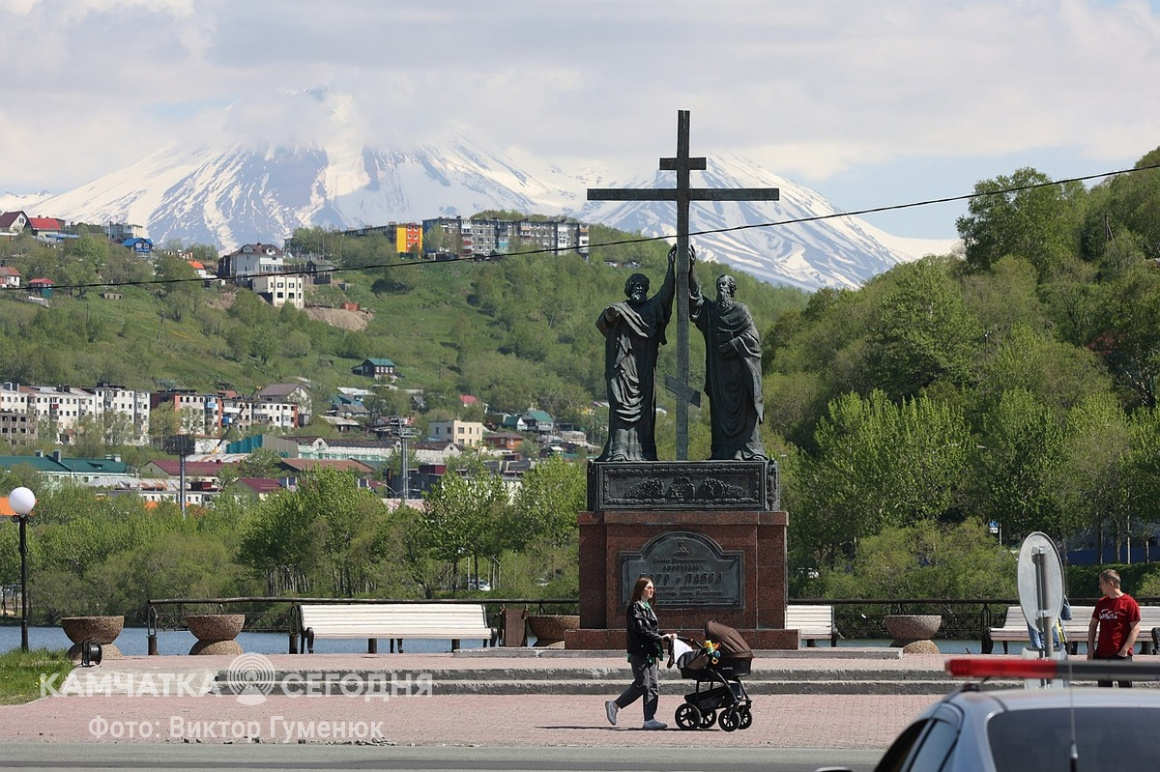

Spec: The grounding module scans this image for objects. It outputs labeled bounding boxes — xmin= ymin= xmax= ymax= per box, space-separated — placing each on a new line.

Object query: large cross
xmin=588 ymin=110 xmax=779 ymax=460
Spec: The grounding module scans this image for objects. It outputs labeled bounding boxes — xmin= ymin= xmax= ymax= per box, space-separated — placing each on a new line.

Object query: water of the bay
xmin=0 ymin=625 xmax=1007 ymax=656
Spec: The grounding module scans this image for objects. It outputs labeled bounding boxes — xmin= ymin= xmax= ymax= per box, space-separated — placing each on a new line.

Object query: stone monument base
xmin=566 ymin=488 xmax=797 ymax=649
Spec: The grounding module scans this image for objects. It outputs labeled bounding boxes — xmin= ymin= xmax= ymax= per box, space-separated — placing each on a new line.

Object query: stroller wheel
xmin=700 ymin=709 xmax=716 ymax=729
xmin=675 ymin=703 xmax=702 ymax=730
xmin=738 ymin=708 xmax=753 ymax=730
xmin=719 ymin=708 xmax=740 ymax=732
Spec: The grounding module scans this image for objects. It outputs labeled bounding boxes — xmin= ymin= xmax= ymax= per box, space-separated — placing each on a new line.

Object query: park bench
xmin=985 ymin=605 xmax=1160 ymax=655
xmin=295 ymin=603 xmax=495 ymax=654
xmin=786 ymin=604 xmax=840 ymax=647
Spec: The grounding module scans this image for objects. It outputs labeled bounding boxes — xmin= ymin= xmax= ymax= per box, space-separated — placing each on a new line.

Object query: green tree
xmin=419 ymin=464 xmax=510 ymax=590
xmin=956 ymin=167 xmax=1086 ymax=277
xmin=1053 ymin=393 xmax=1131 ymax=561
xmin=823 ymin=521 xmax=1017 ymax=600
xmin=969 ymin=389 xmax=1066 ymax=542
xmin=1089 ymin=263 xmax=1160 ymax=407
xmin=796 ymin=391 xmax=971 ymax=565
xmin=866 ymin=257 xmax=980 ymax=399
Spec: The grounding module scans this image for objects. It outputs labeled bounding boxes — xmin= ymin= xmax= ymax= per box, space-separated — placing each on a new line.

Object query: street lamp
xmin=8 ymin=486 xmax=35 ymax=652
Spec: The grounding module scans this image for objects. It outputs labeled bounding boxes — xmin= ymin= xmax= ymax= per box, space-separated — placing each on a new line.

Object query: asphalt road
xmin=0 ymin=743 xmax=881 ymax=772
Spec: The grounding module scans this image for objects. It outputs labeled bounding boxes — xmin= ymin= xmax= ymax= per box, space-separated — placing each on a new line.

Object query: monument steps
xmin=204 ymin=663 xmax=1015 ymax=697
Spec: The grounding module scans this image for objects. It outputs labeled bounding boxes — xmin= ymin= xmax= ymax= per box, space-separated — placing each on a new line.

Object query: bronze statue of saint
xmin=596 ymin=248 xmax=677 ymax=461
xmin=689 ymin=253 xmax=766 ymax=460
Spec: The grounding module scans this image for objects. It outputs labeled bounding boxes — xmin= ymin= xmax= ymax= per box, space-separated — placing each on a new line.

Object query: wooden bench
xmin=985 ymin=605 xmax=1160 ymax=655
xmin=787 ymin=604 xmax=840 ymax=647
xmin=985 ymin=605 xmax=1091 ymax=654
xmin=295 ymin=603 xmax=495 ymax=654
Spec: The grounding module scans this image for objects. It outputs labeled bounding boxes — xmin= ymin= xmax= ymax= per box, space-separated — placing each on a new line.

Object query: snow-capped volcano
xmin=579 ymin=152 xmax=954 ymax=291
xmin=4 ymin=141 xmax=955 ymax=291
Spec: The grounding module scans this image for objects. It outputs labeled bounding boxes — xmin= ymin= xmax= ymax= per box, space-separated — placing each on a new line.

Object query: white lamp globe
xmin=8 ymin=486 xmax=35 ymax=516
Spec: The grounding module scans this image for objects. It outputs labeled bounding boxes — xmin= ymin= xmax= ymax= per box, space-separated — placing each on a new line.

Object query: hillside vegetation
xmin=0 ymin=223 xmax=808 ymax=455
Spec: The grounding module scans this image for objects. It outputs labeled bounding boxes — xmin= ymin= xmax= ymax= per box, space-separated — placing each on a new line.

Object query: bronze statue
xmin=689 ymin=252 xmax=766 ymax=460
xmin=596 ymin=248 xmax=677 ymax=462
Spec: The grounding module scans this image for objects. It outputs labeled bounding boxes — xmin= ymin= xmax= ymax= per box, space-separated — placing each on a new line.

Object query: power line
xmin=3 ymin=161 xmax=1159 ymax=295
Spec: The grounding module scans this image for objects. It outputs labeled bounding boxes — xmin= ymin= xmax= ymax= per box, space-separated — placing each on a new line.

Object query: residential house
xmin=257 ymin=382 xmax=313 ymax=425
xmin=318 ymin=415 xmax=360 ymax=432
xmin=0 ymin=266 xmax=21 ymax=288
xmin=217 ymin=243 xmax=285 ymax=287
xmin=412 ymin=441 xmax=462 ymax=465
xmin=139 ymin=458 xmax=237 ymax=484
xmin=232 ymin=477 xmax=287 ymax=501
xmin=252 ymin=272 xmax=305 ymax=309
xmin=351 ymin=358 xmax=397 ymax=380
xmin=27 ymin=217 xmax=63 ymax=241
xmin=0 ymin=211 xmax=28 ymax=236
xmin=428 ymin=419 xmax=485 ymax=448
xmin=105 ymin=222 xmax=146 ymax=242
xmin=121 ymin=237 xmax=153 ymax=257
xmin=328 ymin=395 xmax=369 ymax=421
xmin=28 ymin=278 xmax=53 ymax=298
xmin=483 ymin=431 xmax=524 ymax=452
xmin=522 ymin=409 xmax=555 ymax=433
xmin=459 ymin=394 xmax=488 ymax=412
xmin=187 ymin=259 xmax=215 ymax=281
xmin=278 ymin=457 xmax=376 ymax=477
xmin=498 ymin=414 xmax=528 ymax=432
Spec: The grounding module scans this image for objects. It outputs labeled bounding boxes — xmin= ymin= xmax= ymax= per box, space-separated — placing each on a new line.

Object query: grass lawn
xmin=0 ymin=648 xmax=72 ymax=705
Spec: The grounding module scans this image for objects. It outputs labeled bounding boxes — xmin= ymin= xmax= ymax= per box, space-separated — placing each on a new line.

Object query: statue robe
xmin=690 ymin=289 xmax=766 ymax=461
xmin=596 ymin=264 xmax=675 ymax=462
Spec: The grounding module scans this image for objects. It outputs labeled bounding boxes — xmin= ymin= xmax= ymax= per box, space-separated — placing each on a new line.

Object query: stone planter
xmin=526 ymin=614 xmax=580 ymax=647
xmin=61 ymin=615 xmax=124 ymax=662
xmin=883 ymin=614 xmax=942 ymax=654
xmin=185 ymin=614 xmax=245 ymax=656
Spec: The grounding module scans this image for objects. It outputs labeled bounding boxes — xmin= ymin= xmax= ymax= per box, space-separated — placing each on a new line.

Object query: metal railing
xmin=144 ymin=595 xmax=1160 ymax=655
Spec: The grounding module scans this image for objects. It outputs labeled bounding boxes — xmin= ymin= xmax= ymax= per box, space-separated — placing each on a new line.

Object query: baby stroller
xmin=667 ymin=620 xmax=753 ymax=731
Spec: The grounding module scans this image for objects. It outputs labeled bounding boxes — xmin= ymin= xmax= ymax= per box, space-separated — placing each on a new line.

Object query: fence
xmin=146 ymin=595 xmax=1160 ymax=654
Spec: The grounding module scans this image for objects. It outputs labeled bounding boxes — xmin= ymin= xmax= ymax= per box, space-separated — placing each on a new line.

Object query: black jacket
xmin=626 ymin=600 xmax=665 ymax=658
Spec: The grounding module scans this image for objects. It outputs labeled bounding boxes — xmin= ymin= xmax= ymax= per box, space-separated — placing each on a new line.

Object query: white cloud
xmin=2 ymin=0 xmax=1158 ymax=237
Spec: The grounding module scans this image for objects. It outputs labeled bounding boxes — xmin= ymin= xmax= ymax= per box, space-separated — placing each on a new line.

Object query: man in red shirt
xmin=1087 ymin=569 xmax=1141 ymax=687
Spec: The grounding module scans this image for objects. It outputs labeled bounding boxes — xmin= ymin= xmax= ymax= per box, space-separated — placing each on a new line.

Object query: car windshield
xmin=990 ymin=707 xmax=1158 ymax=772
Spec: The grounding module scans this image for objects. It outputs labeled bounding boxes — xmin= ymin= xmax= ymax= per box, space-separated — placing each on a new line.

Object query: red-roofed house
xmin=28 ymin=278 xmax=53 ymax=298
xmin=27 ymin=217 xmax=62 ymax=238
xmin=0 ymin=266 xmax=20 ymax=288
xmin=233 ymin=477 xmax=287 ymax=500
xmin=139 ymin=458 xmax=239 ymax=482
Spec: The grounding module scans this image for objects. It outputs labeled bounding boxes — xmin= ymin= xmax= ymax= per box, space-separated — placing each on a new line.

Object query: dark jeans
xmin=615 ymin=654 xmax=659 ymax=720
xmin=1094 ymin=652 xmax=1133 ymax=688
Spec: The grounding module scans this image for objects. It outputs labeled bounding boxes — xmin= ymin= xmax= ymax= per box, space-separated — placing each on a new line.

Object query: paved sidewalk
xmin=0 ymin=650 xmax=952 ymax=748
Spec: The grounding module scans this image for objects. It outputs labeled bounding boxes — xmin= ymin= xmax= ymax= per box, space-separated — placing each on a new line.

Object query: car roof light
xmin=947 ymin=657 xmax=1059 ymax=679
xmin=947 ymin=656 xmax=1160 ymax=682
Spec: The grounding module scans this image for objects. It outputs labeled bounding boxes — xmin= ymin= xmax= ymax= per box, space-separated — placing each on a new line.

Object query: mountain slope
xmin=578 ymin=152 xmax=954 ymax=291
xmin=11 ymin=142 xmax=955 ymax=290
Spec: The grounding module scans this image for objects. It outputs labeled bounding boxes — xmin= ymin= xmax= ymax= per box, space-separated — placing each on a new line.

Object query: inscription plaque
xmin=620 ymin=531 xmax=743 ymax=608
xmin=588 ymin=460 xmax=779 ymax=512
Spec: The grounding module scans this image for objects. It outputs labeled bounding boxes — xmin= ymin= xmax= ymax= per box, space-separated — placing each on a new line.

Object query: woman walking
xmin=605 ymin=576 xmax=674 ymax=730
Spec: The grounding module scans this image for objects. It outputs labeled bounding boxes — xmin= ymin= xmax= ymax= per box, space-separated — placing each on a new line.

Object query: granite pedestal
xmin=565 ymin=460 xmax=797 ymax=650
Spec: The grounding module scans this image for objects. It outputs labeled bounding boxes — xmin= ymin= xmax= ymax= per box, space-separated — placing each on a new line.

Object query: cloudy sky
xmin=2 ymin=0 xmax=1158 ymax=238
